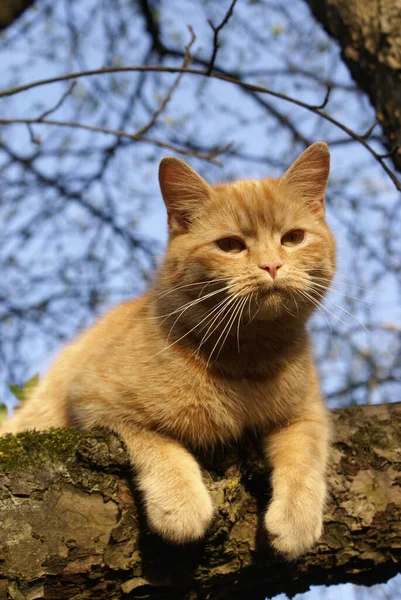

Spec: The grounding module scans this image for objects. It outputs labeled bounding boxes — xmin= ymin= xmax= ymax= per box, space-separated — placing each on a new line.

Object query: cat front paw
xmin=143 ymin=474 xmax=214 ymax=544
xmin=264 ymin=491 xmax=324 ymax=559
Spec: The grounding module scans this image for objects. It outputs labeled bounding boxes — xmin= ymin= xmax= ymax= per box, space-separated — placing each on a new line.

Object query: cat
xmin=1 ymin=142 xmax=335 ymax=558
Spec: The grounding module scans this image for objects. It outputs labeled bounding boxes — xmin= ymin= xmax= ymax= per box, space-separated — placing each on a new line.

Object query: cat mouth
xmin=258 ymin=284 xmax=284 ymax=297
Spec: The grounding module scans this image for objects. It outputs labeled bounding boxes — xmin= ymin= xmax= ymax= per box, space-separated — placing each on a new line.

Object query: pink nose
xmin=259 ymin=261 xmax=282 ymax=280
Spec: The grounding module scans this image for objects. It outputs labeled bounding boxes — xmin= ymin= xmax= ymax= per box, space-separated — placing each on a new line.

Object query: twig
xmin=207 ymin=0 xmax=238 ymax=75
xmin=378 ymin=146 xmax=399 ymax=159
xmin=0 ymin=117 xmax=227 ymax=164
xmin=361 ymin=121 xmax=378 ymax=140
xmin=26 ymin=123 xmax=40 ymax=145
xmin=326 ymin=375 xmax=398 ymax=399
xmin=311 ymin=85 xmax=331 ymax=110
xmin=134 ymin=27 xmax=195 ymax=138
xmin=0 ymin=65 xmax=400 ymax=189
xmin=36 ymin=81 xmax=77 ymax=120
xmin=26 ymin=81 xmax=77 ymax=146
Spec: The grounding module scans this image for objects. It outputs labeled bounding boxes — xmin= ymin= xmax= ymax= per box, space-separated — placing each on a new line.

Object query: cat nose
xmin=259 ymin=261 xmax=282 ymax=280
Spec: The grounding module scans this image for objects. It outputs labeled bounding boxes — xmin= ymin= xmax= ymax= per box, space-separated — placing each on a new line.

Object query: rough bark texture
xmin=0 ymin=0 xmax=35 ymax=30
xmin=1 ymin=403 xmax=401 ymax=599
xmin=305 ymin=0 xmax=401 ymax=171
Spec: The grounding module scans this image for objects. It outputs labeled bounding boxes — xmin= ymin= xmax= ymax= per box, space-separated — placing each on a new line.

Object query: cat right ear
xmin=159 ymin=157 xmax=211 ymax=235
xmin=280 ymin=142 xmax=330 ymax=216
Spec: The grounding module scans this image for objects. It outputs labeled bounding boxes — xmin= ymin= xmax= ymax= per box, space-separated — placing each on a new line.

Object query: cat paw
xmin=264 ymin=493 xmax=323 ymax=559
xmin=144 ymin=475 xmax=214 ymax=544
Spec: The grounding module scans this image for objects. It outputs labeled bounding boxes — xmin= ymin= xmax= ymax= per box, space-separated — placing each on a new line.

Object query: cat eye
xmin=281 ymin=229 xmax=305 ymax=247
xmin=216 ymin=237 xmax=246 ymax=254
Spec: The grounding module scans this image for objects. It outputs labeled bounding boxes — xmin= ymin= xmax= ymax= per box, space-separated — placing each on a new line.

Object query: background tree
xmin=1 ymin=1 xmax=401 ymax=598
xmin=306 ymin=0 xmax=401 ymax=173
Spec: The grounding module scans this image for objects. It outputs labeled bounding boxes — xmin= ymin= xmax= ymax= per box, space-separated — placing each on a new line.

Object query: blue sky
xmin=1 ymin=1 xmax=400 ymax=597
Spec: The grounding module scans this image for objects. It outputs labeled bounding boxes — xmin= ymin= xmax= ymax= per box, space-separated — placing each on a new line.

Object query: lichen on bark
xmin=1 ymin=403 xmax=401 ymax=599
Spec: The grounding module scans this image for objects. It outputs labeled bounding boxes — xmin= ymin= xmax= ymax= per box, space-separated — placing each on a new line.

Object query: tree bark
xmin=305 ymin=0 xmax=401 ymax=171
xmin=0 ymin=0 xmax=35 ymax=30
xmin=1 ymin=403 xmax=401 ymax=600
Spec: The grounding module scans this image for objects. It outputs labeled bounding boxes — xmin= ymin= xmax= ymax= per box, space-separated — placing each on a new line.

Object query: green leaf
xmin=8 ymin=374 xmax=40 ymax=404
xmin=0 ymin=404 xmax=8 ymax=422
xmin=271 ymin=23 xmax=285 ymax=38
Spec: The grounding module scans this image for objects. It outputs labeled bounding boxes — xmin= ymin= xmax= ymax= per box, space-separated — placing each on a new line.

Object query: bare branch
xmin=207 ymin=0 xmax=238 ymax=75
xmin=133 ymin=27 xmax=195 ymax=138
xmin=36 ymin=81 xmax=77 ymax=121
xmin=138 ymin=0 xmax=166 ymax=55
xmin=378 ymin=146 xmax=400 ymax=160
xmin=361 ymin=121 xmax=378 ymax=140
xmin=0 ymin=117 xmax=228 ymax=164
xmin=26 ymin=122 xmax=40 ymax=145
xmin=1 ymin=64 xmax=400 ymax=189
xmin=311 ymin=85 xmax=331 ymax=110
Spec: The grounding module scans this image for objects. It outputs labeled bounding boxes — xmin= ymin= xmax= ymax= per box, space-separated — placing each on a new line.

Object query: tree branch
xmin=0 ymin=117 xmax=227 ymax=164
xmin=0 ymin=0 xmax=35 ymax=30
xmin=304 ymin=0 xmax=401 ymax=173
xmin=207 ymin=0 xmax=238 ymax=75
xmin=138 ymin=0 xmax=166 ymax=55
xmin=1 ymin=64 xmax=399 ymax=189
xmin=1 ymin=402 xmax=401 ymax=599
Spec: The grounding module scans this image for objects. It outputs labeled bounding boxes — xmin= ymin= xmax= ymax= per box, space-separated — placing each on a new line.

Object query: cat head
xmin=157 ymin=143 xmax=336 ymax=324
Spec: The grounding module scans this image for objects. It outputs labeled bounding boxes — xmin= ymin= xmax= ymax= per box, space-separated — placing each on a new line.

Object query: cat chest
xmin=153 ymin=373 xmax=284 ymax=446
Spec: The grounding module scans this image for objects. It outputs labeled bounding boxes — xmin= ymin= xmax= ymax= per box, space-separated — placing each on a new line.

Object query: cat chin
xmin=252 ymin=296 xmax=288 ymax=321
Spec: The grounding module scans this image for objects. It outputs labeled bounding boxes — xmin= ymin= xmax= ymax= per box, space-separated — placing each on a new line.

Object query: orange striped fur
xmin=2 ymin=143 xmax=335 ymax=558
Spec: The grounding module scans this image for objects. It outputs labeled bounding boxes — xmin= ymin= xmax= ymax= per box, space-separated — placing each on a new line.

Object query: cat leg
xmin=263 ymin=416 xmax=329 ymax=558
xmin=113 ymin=423 xmax=214 ymax=544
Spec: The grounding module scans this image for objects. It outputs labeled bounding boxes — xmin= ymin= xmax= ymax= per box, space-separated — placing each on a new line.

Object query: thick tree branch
xmin=305 ymin=0 xmax=401 ymax=173
xmin=1 ymin=402 xmax=401 ymax=599
xmin=0 ymin=0 xmax=35 ymax=30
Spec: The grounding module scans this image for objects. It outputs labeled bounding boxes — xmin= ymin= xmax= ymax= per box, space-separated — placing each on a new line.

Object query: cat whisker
xmin=292 ymin=292 xmax=299 ymax=318
xmin=215 ymin=288 xmax=253 ymax=363
xmin=194 ymin=291 xmax=248 ymax=361
xmin=247 ymin=292 xmax=253 ymax=323
xmin=142 ymin=297 xmax=223 ymax=324
xmin=307 ymin=281 xmax=375 ymax=305
xmin=280 ymin=292 xmax=298 ymax=318
xmin=323 ymin=296 xmax=371 ymax=333
xmin=209 ymin=295 xmax=246 ymax=366
xmin=236 ymin=295 xmax=249 ymax=353
xmin=134 ymin=281 xmax=231 ymax=323
xmin=194 ymin=295 xmax=238 ymax=355
xmin=321 ymin=298 xmax=393 ymax=357
xmin=217 ymin=296 xmax=246 ymax=361
xmin=296 ymin=290 xmax=334 ymax=332
xmin=309 ymin=295 xmax=349 ymax=328
xmin=153 ymin=277 xmax=228 ymax=301
xmin=312 ymin=274 xmax=383 ymax=297
xmin=166 ymin=284 xmax=233 ymax=343
xmin=149 ymin=289 xmax=241 ymax=363
xmin=305 ymin=289 xmax=394 ymax=359
xmin=191 ymin=279 xmax=256 ymax=358
xmin=289 ymin=274 xmax=374 ymax=307
xmin=283 ymin=303 xmax=297 ymax=319
xmin=250 ymin=294 xmax=262 ymax=323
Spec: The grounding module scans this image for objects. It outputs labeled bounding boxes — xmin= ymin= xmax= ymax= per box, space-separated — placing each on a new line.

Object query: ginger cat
xmin=1 ymin=143 xmax=335 ymax=558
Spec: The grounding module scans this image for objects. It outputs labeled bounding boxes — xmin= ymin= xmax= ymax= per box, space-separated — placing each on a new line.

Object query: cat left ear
xmin=280 ymin=142 xmax=330 ymax=215
xmin=159 ymin=157 xmax=211 ymax=235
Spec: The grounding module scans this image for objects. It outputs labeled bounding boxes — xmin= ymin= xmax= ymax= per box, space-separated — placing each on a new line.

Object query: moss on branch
xmin=1 ymin=403 xmax=401 ymax=599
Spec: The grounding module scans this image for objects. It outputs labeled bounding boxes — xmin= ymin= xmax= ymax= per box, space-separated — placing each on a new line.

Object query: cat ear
xmin=159 ymin=157 xmax=211 ymax=234
xmin=280 ymin=142 xmax=330 ymax=215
